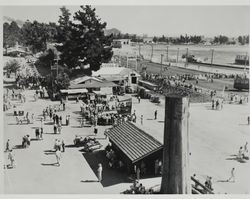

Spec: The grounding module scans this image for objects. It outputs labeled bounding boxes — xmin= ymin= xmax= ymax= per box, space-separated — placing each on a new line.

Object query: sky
xmin=2 ymin=6 xmax=250 ymax=37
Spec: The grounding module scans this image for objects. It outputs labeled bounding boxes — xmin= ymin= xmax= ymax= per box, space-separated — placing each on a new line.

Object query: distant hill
xmin=104 ymin=28 xmax=121 ymax=36
xmin=3 ymin=16 xmax=25 ymax=27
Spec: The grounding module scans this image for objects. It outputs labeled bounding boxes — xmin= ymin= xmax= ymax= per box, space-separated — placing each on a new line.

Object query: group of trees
xmin=152 ymin=35 xmax=202 ymax=44
xmin=3 ymin=21 xmax=21 ymax=48
xmin=238 ymin=35 xmax=249 ymax=45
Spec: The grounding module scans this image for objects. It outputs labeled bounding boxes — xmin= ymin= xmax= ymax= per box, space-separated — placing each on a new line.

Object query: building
xmin=92 ymin=66 xmax=140 ymax=91
xmin=106 ymin=121 xmax=163 ymax=173
xmin=112 ymin=39 xmax=131 ymax=48
xmin=143 ymin=37 xmax=154 ymax=44
xmin=69 ymin=76 xmax=117 ymax=95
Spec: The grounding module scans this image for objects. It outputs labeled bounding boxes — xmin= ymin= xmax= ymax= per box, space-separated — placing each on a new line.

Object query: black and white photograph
xmin=1 ymin=1 xmax=250 ymax=195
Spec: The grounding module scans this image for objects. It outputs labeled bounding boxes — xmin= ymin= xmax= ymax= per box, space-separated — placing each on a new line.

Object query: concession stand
xmin=106 ymin=122 xmax=163 ymax=174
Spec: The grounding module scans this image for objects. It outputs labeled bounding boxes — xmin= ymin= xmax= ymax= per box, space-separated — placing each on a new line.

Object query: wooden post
xmin=161 ymin=95 xmax=191 ymax=194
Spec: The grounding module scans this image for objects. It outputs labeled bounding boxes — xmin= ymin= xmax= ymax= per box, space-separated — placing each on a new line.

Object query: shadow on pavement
xmin=41 ymin=163 xmax=59 ymax=166
xmin=13 ymin=145 xmax=24 ymax=149
xmin=82 ymin=150 xmax=131 ymax=187
xmin=81 ymin=180 xmax=98 ymax=183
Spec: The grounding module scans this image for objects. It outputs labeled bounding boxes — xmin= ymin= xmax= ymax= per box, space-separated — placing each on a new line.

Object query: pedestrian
xmin=94 ymin=126 xmax=98 ymax=136
xmin=97 ymin=163 xmax=103 ymax=182
xmin=248 ymin=116 xmax=250 ymax=125
xmin=8 ymin=150 xmax=15 ymax=168
xmin=54 ymin=124 xmax=57 ymax=134
xmin=63 ymin=102 xmax=65 ymax=111
xmin=136 ymin=167 xmax=141 ymax=181
xmin=5 ymin=139 xmax=10 ymax=152
xmin=61 ymin=140 xmax=65 ymax=152
xmin=154 ymin=110 xmax=157 ymax=120
xmin=154 ymin=159 xmax=159 ymax=176
xmin=227 ymin=168 xmax=235 ymax=182
xmin=237 ymin=147 xmax=244 ymax=159
xmin=55 ymin=149 xmax=62 ymax=166
xmin=141 ymin=115 xmax=143 ymax=125
xmin=59 ymin=116 xmax=62 ymax=125
xmin=138 ymin=96 xmax=141 ymax=103
xmin=40 ymin=128 xmax=43 ymax=139
xmin=58 ymin=124 xmax=62 ymax=134
xmin=26 ymin=135 xmax=31 ymax=146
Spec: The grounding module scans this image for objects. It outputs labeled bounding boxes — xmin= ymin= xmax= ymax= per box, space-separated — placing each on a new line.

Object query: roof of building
xmin=70 ymin=76 xmax=102 ymax=85
xmin=69 ymin=80 xmax=117 ymax=89
xmin=92 ymin=67 xmax=140 ymax=78
xmin=106 ymin=122 xmax=163 ymax=163
xmin=60 ymin=88 xmax=88 ymax=94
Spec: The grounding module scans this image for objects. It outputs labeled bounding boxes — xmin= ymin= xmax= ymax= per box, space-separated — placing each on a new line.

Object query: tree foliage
xmin=56 ymin=5 xmax=113 ymax=75
xmin=3 ymin=21 xmax=21 ymax=48
xmin=4 ymin=59 xmax=21 ymax=74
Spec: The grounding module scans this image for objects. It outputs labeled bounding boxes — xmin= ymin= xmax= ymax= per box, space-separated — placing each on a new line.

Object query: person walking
xmin=8 ymin=150 xmax=15 ymax=168
xmin=97 ymin=163 xmax=103 ymax=182
xmin=141 ymin=115 xmax=143 ymax=125
xmin=58 ymin=124 xmax=62 ymax=134
xmin=248 ymin=116 xmax=250 ymax=125
xmin=227 ymin=168 xmax=235 ymax=182
xmin=5 ymin=139 xmax=10 ymax=152
xmin=138 ymin=96 xmax=141 ymax=103
xmin=61 ymin=140 xmax=65 ymax=152
xmin=55 ymin=149 xmax=62 ymax=166
xmin=154 ymin=110 xmax=157 ymax=120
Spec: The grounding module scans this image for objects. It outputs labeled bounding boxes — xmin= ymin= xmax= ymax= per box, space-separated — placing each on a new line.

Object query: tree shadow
xmin=65 ymin=144 xmax=77 ymax=148
xmin=82 ymin=150 xmax=131 ymax=187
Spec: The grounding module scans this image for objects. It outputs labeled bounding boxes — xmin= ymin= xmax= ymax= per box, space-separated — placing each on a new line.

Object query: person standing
xmin=61 ymin=140 xmax=65 ymax=152
xmin=227 ymin=168 xmax=235 ymax=182
xmin=58 ymin=124 xmax=62 ymax=134
xmin=141 ymin=115 xmax=143 ymax=125
xmin=248 ymin=116 xmax=250 ymax=125
xmin=55 ymin=149 xmax=62 ymax=166
xmin=97 ymin=163 xmax=103 ymax=182
xmin=53 ymin=124 xmax=57 ymax=134
xmin=138 ymin=96 xmax=141 ymax=103
xmin=154 ymin=159 xmax=159 ymax=176
xmin=8 ymin=150 xmax=15 ymax=168
xmin=5 ymin=139 xmax=10 ymax=152
xmin=136 ymin=167 xmax=141 ymax=181
xmin=154 ymin=110 xmax=157 ymax=120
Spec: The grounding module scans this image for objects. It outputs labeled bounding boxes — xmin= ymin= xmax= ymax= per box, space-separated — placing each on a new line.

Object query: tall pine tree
xmin=56 ymin=5 xmax=113 ymax=75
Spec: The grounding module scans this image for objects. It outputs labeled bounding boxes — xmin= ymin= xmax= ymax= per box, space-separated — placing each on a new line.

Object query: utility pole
xmin=210 ymin=49 xmax=214 ymax=66
xmin=244 ymin=51 xmax=248 ymax=73
xmin=166 ymin=45 xmax=169 ymax=62
xmin=135 ymin=52 xmax=138 ymax=71
xmin=176 ymin=48 xmax=179 ymax=67
xmin=126 ymin=53 xmax=129 ymax=68
xmin=210 ymin=49 xmax=214 ymax=73
xmin=151 ymin=44 xmax=154 ymax=62
xmin=161 ymin=54 xmax=164 ymax=73
xmin=185 ymin=48 xmax=188 ymax=67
